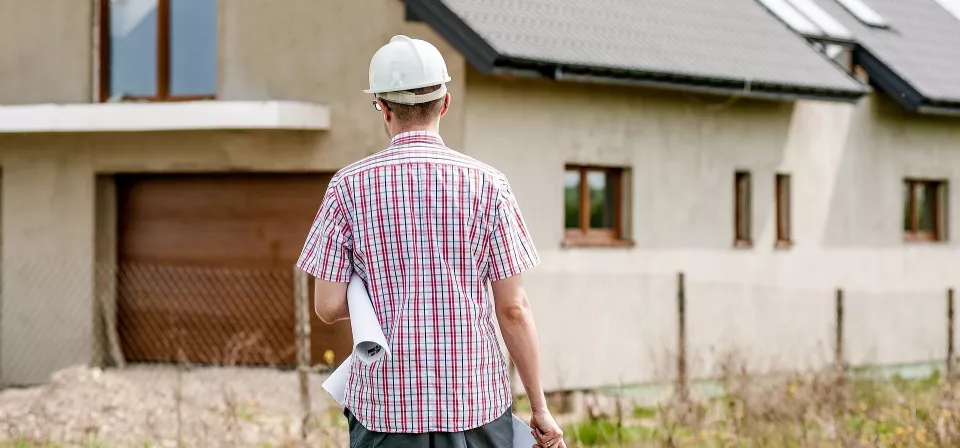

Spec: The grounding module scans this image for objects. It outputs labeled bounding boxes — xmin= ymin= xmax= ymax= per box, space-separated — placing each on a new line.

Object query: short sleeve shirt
xmin=297 ymin=131 xmax=539 ymax=433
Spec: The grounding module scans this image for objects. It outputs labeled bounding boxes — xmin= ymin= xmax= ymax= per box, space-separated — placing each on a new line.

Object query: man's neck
xmin=390 ymin=124 xmax=440 ymax=139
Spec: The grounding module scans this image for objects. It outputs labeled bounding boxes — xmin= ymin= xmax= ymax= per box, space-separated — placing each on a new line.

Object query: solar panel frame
xmin=932 ymin=0 xmax=960 ymax=23
xmin=787 ymin=0 xmax=855 ymax=39
xmin=757 ymin=0 xmax=825 ymax=36
xmin=834 ymin=0 xmax=889 ymax=27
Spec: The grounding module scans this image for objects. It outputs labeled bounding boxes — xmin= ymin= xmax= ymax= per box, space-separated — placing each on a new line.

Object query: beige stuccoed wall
xmin=0 ymin=147 xmax=96 ymax=384
xmin=0 ymin=0 xmax=466 ymax=384
xmin=0 ymin=0 xmax=93 ymax=104
xmin=218 ymin=0 xmax=467 ymax=162
xmin=463 ymin=71 xmax=960 ymax=391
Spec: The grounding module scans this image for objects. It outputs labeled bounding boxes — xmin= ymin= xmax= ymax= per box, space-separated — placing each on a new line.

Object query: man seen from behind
xmin=297 ymin=35 xmax=565 ymax=448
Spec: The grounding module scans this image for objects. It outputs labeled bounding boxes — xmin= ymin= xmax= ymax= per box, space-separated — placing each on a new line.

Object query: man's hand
xmin=491 ymin=275 xmax=563 ymax=447
xmin=530 ymin=410 xmax=565 ymax=448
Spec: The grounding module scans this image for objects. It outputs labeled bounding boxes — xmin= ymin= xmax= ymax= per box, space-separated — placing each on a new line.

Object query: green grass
xmin=565 ymin=419 xmax=658 ymax=446
xmin=513 ymin=394 xmax=532 ymax=413
xmin=562 ymin=368 xmax=960 ymax=447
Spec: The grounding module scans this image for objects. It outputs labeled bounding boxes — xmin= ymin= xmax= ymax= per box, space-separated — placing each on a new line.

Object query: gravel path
xmin=0 ymin=365 xmax=348 ymax=447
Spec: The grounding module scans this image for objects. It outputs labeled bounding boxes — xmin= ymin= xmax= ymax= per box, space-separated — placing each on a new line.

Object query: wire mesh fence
xmin=0 ymin=262 xmax=954 ymax=446
xmin=1 ymin=261 xmax=347 ymax=448
xmin=114 ymin=262 xmax=299 ymax=366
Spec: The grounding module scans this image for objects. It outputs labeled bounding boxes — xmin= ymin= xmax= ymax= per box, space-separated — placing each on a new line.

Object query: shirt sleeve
xmin=488 ymin=179 xmax=540 ymax=281
xmin=296 ymin=183 xmax=354 ymax=283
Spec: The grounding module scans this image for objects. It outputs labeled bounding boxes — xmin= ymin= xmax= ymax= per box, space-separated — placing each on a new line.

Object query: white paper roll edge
xmin=346 ymin=274 xmax=390 ymax=364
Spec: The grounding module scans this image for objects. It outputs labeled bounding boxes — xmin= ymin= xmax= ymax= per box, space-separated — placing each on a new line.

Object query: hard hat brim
xmin=362 ymin=76 xmax=452 ymax=94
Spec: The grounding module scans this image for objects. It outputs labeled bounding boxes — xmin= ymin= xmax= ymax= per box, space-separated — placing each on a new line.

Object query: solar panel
xmin=834 ymin=0 xmax=889 ymax=27
xmin=787 ymin=0 xmax=854 ymax=39
xmin=932 ymin=0 xmax=960 ymax=23
xmin=758 ymin=0 xmax=824 ymax=36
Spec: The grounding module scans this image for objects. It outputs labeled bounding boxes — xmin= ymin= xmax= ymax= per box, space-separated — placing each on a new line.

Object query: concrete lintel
xmin=0 ymin=101 xmax=332 ymax=133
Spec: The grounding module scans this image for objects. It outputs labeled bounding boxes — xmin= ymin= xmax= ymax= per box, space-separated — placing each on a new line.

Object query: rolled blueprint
xmin=320 ymin=353 xmax=353 ymax=405
xmin=346 ymin=274 xmax=390 ymax=363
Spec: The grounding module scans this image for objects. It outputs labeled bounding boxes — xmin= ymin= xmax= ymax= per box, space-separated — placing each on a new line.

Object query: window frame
xmin=734 ymin=170 xmax=752 ymax=248
xmin=775 ymin=173 xmax=792 ymax=247
xmin=903 ymin=179 xmax=948 ymax=242
xmin=99 ymin=0 xmax=217 ymax=103
xmin=562 ymin=165 xmax=630 ymax=248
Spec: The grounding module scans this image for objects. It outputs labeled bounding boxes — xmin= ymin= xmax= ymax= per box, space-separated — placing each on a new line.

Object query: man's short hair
xmin=381 ymin=85 xmax=445 ymax=125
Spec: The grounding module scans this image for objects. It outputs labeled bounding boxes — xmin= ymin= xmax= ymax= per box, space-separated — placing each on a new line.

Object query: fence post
xmin=676 ymin=272 xmax=688 ymax=403
xmin=949 ymin=288 xmax=955 ymax=380
xmin=293 ymin=267 xmax=312 ymax=446
xmin=835 ymin=288 xmax=845 ymax=372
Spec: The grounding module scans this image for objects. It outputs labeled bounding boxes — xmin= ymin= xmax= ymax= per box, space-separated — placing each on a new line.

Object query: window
xmin=776 ymin=174 xmax=792 ymax=246
xmin=836 ymin=0 xmax=889 ymax=27
xmin=757 ymin=0 xmax=822 ymax=36
xmin=563 ymin=166 xmax=628 ymax=246
xmin=100 ymin=0 xmax=218 ymax=102
xmin=934 ymin=0 xmax=960 ymax=23
xmin=734 ymin=171 xmax=752 ymax=247
xmin=757 ymin=0 xmax=853 ymax=40
xmin=903 ymin=179 xmax=948 ymax=242
xmin=786 ymin=0 xmax=853 ymax=39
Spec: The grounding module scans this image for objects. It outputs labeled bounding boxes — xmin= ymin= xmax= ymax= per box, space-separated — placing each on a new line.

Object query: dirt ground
xmin=0 ymin=365 xmax=349 ymax=448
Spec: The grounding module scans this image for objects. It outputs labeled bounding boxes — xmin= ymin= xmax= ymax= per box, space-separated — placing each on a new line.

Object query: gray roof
xmin=814 ymin=0 xmax=960 ymax=105
xmin=407 ymin=0 xmax=865 ymax=100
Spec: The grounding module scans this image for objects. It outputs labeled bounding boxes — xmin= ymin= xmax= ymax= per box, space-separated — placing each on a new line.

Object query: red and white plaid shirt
xmin=297 ymin=131 xmax=539 ymax=433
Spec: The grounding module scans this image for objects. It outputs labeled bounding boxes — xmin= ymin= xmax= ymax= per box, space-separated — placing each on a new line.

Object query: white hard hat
xmin=364 ymin=35 xmax=452 ymax=105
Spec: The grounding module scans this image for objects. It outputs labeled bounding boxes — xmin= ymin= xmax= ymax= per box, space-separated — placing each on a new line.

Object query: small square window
xmin=563 ymin=166 xmax=630 ymax=247
xmin=903 ymin=179 xmax=948 ymax=242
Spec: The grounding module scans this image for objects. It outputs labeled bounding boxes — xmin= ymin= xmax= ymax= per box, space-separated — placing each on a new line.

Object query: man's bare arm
xmin=314 ymin=279 xmax=349 ymax=324
xmin=493 ymin=274 xmax=565 ymax=447
xmin=493 ymin=275 xmax=546 ymax=410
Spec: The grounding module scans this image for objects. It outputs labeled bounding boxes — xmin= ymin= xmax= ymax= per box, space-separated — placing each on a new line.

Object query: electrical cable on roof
xmin=700 ymin=78 xmax=749 ymax=112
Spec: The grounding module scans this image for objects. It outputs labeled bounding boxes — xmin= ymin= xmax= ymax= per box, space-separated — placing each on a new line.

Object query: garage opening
xmin=115 ymin=173 xmax=352 ymax=366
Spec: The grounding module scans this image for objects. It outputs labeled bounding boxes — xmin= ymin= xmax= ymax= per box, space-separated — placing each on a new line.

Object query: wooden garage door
xmin=116 ymin=173 xmax=352 ymax=366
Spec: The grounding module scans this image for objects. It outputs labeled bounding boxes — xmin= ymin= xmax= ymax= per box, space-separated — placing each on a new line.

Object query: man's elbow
xmin=497 ymin=295 xmax=532 ymax=326
xmin=314 ymin=302 xmax=339 ymax=324
xmin=313 ymin=280 xmax=349 ymax=324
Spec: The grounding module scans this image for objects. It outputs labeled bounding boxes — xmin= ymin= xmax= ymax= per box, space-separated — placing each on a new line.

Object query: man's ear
xmin=375 ymin=98 xmax=390 ymax=120
xmin=439 ymin=93 xmax=452 ymax=118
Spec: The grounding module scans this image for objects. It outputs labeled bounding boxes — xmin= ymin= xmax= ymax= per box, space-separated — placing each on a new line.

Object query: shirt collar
xmin=390 ymin=130 xmax=445 ymax=148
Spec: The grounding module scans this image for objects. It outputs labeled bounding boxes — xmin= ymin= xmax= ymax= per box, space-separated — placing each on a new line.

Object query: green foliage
xmin=565 ymin=419 xmax=654 ymax=446
xmin=564 ymin=368 xmax=959 ymax=447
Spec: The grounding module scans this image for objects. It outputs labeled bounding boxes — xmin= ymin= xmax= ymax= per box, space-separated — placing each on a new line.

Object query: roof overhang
xmin=494 ymin=60 xmax=864 ymax=103
xmin=854 ymin=48 xmax=960 ymax=116
xmin=0 ymin=101 xmax=331 ymax=133
xmin=403 ymin=0 xmax=865 ymax=103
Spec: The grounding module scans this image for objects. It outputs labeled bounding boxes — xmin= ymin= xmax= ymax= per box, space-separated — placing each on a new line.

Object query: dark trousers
xmin=345 ymin=407 xmax=513 ymax=447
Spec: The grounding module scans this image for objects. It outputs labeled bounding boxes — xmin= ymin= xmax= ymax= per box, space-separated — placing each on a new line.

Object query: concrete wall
xmin=0 ymin=148 xmax=96 ymax=384
xmin=0 ymin=0 xmax=466 ymax=384
xmin=463 ymin=70 xmax=960 ymax=390
xmin=0 ymin=0 xmax=93 ymax=104
xmin=218 ymin=0 xmax=467 ymax=164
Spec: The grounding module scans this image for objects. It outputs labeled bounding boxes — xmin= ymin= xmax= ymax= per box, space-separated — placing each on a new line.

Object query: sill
xmin=775 ymin=239 xmax=793 ymax=249
xmin=109 ymin=95 xmax=217 ymax=103
xmin=0 ymin=100 xmax=331 ymax=133
xmin=734 ymin=239 xmax=753 ymax=249
xmin=562 ymin=238 xmax=635 ymax=249
xmin=903 ymin=237 xmax=947 ymax=244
